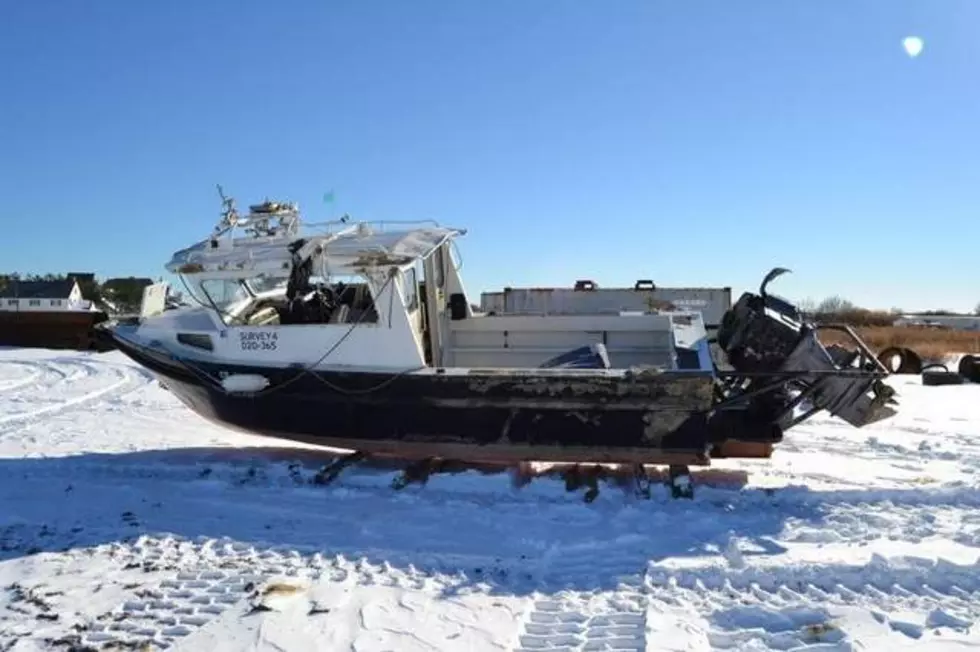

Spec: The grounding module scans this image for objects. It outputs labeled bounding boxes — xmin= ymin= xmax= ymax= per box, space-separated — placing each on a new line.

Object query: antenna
xmin=214 ymin=184 xmax=239 ymax=232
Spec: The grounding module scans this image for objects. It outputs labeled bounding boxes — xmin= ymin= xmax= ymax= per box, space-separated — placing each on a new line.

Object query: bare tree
xmin=816 ymin=295 xmax=855 ymax=314
xmin=796 ymin=297 xmax=817 ymax=317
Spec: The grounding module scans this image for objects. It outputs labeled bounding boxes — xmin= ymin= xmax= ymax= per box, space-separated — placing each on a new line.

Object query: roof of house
xmin=0 ymin=279 xmax=77 ymax=299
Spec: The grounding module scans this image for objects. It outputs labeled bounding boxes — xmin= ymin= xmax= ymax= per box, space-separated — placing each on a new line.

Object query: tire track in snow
xmin=507 ymin=510 xmax=980 ymax=650
xmin=84 ymin=572 xmax=255 ymax=648
xmin=512 ymin=540 xmax=649 ymax=651
xmin=30 ymin=534 xmax=646 ymax=651
xmin=0 ymin=357 xmax=151 ymax=436
xmin=0 ymin=362 xmax=43 ymax=393
xmin=14 ymin=531 xmax=980 ymax=651
xmin=515 ymin=596 xmax=646 ymax=652
xmin=5 ymin=487 xmax=980 ymax=651
xmin=15 ymin=536 xmax=465 ymax=650
xmin=643 ymin=556 xmax=980 ymax=649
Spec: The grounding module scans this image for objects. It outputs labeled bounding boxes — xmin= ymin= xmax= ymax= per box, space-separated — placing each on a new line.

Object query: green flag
xmin=323 ymin=190 xmax=335 ymax=204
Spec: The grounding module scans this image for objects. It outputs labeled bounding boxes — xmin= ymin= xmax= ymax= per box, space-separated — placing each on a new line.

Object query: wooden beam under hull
xmin=711 ymin=440 xmax=775 ymax=459
xmin=220 ymin=431 xmax=773 ymax=467
xmin=236 ymin=431 xmax=716 ymax=467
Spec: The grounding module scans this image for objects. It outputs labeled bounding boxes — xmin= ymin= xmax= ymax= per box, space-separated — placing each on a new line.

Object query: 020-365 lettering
xmin=239 ymin=331 xmax=278 ymax=351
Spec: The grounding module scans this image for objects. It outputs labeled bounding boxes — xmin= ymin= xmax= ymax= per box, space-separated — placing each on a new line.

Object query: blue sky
xmin=1 ymin=1 xmax=977 ymax=311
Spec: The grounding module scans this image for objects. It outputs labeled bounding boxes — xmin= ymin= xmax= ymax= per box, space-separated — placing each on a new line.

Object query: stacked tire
xmin=959 ymin=355 xmax=980 ymax=384
xmin=875 ymin=347 xmax=977 ymax=386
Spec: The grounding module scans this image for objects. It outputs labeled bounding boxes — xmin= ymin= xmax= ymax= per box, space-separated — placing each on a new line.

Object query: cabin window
xmin=247 ymin=277 xmax=288 ymax=295
xmin=176 ymin=332 xmax=214 ymax=351
xmin=50 ymin=299 xmax=62 ymax=306
xmin=402 ymin=266 xmax=419 ymax=312
xmin=6 ymin=300 xmax=18 ymax=306
xmin=199 ymin=279 xmax=252 ymax=318
xmin=202 ymin=274 xmax=381 ymax=327
xmin=276 ymin=274 xmax=379 ymax=326
xmin=28 ymin=300 xmax=41 ymax=307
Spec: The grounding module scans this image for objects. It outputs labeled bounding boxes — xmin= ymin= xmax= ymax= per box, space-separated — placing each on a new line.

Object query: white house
xmin=0 ymin=278 xmax=90 ymax=312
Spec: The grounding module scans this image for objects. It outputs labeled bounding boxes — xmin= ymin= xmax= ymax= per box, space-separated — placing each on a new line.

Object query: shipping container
xmin=480 ymin=280 xmax=733 ymax=329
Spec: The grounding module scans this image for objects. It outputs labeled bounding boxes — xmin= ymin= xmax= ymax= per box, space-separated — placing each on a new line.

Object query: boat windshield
xmin=247 ymin=276 xmax=288 ymax=295
xmin=196 ymin=279 xmax=253 ymax=314
xmin=246 ymin=274 xmax=372 ymax=297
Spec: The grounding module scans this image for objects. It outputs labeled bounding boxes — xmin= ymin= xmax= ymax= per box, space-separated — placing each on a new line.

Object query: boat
xmin=101 ymin=190 xmax=899 ymax=497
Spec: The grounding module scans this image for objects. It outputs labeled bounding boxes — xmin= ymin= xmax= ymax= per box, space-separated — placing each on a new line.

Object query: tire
xmin=877 ymin=346 xmax=922 ymax=374
xmin=922 ymin=370 xmax=964 ymax=386
xmin=958 ymin=355 xmax=980 ymax=383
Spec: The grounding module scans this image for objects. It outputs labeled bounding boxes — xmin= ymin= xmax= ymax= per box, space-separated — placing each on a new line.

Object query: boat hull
xmin=106 ymin=331 xmax=765 ymax=466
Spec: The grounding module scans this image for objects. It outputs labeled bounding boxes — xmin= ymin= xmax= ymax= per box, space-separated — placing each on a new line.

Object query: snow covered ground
xmin=1 ymin=348 xmax=979 ymax=651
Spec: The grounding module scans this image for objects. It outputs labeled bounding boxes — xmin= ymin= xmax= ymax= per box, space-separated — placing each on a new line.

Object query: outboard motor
xmin=716 ymin=268 xmax=896 ymax=428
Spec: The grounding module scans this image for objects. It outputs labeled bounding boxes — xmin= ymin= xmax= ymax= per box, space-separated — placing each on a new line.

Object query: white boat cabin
xmin=133 ymin=197 xmax=709 ymax=373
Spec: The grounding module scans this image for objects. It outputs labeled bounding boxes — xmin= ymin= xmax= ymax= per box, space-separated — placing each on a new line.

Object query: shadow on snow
xmin=0 ymin=446 xmax=974 ymax=597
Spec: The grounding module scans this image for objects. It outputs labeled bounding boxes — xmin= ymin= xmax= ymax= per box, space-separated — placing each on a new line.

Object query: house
xmin=0 ymin=278 xmax=88 ymax=312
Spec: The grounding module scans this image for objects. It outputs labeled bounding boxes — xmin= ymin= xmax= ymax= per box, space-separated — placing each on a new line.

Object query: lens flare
xmin=902 ymin=36 xmax=924 ymax=58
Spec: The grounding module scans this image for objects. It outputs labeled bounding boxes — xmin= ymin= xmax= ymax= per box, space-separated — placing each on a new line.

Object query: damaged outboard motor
xmin=715 ymin=268 xmax=897 ymax=432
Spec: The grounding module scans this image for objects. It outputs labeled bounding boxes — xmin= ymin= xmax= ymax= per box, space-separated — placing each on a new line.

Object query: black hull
xmin=100 ymin=266 xmax=898 ymax=468
xmin=106 ymin=332 xmax=771 ymax=465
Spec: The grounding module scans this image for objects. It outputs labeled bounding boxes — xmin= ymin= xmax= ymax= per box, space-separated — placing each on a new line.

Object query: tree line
xmin=0 ymin=273 xmax=159 ymax=314
xmin=798 ymin=295 xmax=980 ymax=327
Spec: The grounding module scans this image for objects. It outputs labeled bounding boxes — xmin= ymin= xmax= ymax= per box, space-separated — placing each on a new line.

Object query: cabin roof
xmin=322 ymin=227 xmax=461 ymax=265
xmin=0 ymin=279 xmax=77 ymax=299
xmin=166 ymin=223 xmax=465 ymax=277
